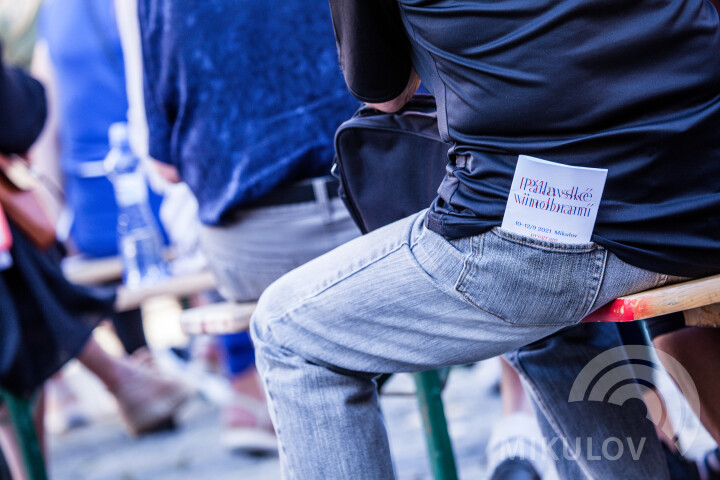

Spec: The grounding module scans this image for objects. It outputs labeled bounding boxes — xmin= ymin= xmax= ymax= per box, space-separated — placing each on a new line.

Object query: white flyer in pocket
xmin=501 ymin=155 xmax=608 ymax=244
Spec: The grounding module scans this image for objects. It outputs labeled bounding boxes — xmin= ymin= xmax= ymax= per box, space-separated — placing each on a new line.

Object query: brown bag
xmin=0 ymin=153 xmax=56 ymax=251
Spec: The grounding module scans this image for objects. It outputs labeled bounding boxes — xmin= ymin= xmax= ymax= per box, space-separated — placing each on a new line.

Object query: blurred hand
xmin=152 ymin=160 xmax=181 ymax=183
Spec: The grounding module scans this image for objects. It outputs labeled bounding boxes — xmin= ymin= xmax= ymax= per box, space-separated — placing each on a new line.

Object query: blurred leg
xmin=76 ymin=337 xmax=191 ymax=435
xmin=506 ymin=322 xmax=669 ymax=480
xmin=486 ymin=359 xmax=544 ymax=479
xmin=44 ymin=371 xmax=89 ymax=436
xmin=0 ymin=420 xmax=27 ymax=480
xmin=653 ymin=326 xmax=720 ymax=445
xmin=110 ymin=309 xmax=147 ymax=355
xmin=500 ymin=358 xmax=532 ymax=415
xmin=75 ymin=337 xmax=132 ymax=391
xmin=616 ymin=321 xmax=680 ymax=450
xmin=218 ymin=333 xmax=276 ymax=451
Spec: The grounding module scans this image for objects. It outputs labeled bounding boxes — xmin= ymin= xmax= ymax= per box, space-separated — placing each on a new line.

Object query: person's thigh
xmin=251 ymin=211 xmax=668 ymax=479
xmin=200 ymin=197 xmax=360 ymax=302
xmin=252 ymin=211 xmax=665 ymax=375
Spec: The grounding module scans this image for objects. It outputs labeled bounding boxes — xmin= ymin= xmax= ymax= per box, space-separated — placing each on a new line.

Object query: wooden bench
xmin=61 ymin=253 xmax=219 ymax=313
xmin=61 ymin=254 xmax=124 ymax=285
xmin=582 ymin=273 xmax=720 ymax=326
xmin=114 ymin=269 xmax=217 ymax=312
xmin=179 ymin=301 xmax=256 ymax=335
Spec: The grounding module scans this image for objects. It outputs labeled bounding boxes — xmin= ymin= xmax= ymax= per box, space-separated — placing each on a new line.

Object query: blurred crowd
xmin=0 ymin=0 xmax=359 ymax=477
xmin=1 ymin=1 xmax=720 ymax=480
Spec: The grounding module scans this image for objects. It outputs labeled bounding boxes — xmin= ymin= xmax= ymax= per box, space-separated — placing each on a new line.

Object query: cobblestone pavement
xmin=48 ymin=362 xmax=501 ymax=480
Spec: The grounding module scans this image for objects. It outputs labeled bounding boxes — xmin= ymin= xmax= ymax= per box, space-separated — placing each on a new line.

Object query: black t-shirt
xmin=329 ymin=0 xmax=411 ymax=104
xmin=329 ymin=0 xmax=720 ymax=277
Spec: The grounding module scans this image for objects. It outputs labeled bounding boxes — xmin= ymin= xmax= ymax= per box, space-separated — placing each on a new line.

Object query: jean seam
xmin=255 ymin=324 xmax=295 ymax=479
xmin=454 ymin=233 xmax=480 ymax=292
xmin=498 ymin=316 xmax=581 ymax=328
xmin=457 ymin=292 xmax=508 ymax=323
xmin=581 ymin=248 xmax=609 ymax=318
xmin=454 ymin=234 xmax=512 ymax=323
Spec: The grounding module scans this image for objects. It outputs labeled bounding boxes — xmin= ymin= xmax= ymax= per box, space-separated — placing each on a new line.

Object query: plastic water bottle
xmin=105 ymin=122 xmax=168 ymax=288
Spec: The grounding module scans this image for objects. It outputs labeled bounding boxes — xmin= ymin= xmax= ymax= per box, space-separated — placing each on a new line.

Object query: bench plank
xmin=62 ymin=255 xmax=123 ymax=285
xmin=582 ymin=273 xmax=720 ymax=324
xmin=179 ymin=301 xmax=256 ymax=335
xmin=115 ymin=270 xmax=218 ymax=311
xmin=684 ymin=304 xmax=720 ymax=328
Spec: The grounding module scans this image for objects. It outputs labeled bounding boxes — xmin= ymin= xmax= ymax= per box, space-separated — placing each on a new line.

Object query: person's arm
xmin=27 ymin=39 xmax=64 ymax=221
xmin=28 ymin=40 xmax=60 ymax=171
xmin=0 ymin=45 xmax=46 ymax=153
xmin=137 ymin=0 xmax=180 ymax=183
xmin=115 ymin=0 xmax=179 ymax=185
xmin=329 ymin=0 xmax=418 ymax=112
xmin=366 ymin=69 xmax=420 ymax=113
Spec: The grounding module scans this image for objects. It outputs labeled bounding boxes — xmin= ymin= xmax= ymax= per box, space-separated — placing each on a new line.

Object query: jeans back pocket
xmin=455 ymin=228 xmax=607 ymax=326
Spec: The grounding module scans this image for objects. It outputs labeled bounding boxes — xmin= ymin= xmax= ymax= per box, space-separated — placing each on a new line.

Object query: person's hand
xmin=152 ymin=159 xmax=181 ymax=183
xmin=366 ymin=69 xmax=421 ymax=113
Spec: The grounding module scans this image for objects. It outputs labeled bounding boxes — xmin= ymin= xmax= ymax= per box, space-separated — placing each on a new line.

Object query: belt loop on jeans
xmin=312 ymin=178 xmax=333 ymax=224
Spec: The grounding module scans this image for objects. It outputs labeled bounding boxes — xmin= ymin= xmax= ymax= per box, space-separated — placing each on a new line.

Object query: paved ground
xmin=47 ymin=354 xmax=715 ymax=480
xmin=48 ymin=361 xmax=502 ymax=480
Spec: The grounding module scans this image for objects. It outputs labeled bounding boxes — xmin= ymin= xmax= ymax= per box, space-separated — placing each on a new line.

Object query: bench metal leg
xmin=414 ymin=370 xmax=458 ymax=480
xmin=0 ymin=389 xmax=48 ymax=480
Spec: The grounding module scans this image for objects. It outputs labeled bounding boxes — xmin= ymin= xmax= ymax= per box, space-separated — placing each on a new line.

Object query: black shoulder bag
xmin=332 ymin=94 xmax=449 ymax=234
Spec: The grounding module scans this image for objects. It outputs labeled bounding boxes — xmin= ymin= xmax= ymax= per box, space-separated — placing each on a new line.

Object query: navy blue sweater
xmin=139 ymin=0 xmax=359 ymax=225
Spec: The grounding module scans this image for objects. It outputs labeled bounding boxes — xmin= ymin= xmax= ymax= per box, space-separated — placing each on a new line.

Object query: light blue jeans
xmin=251 ymin=210 xmax=672 ymax=479
xmin=508 ymin=321 xmax=667 ymax=479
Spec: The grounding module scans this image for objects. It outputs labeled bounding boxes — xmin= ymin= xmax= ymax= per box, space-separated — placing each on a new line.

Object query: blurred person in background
xmin=27 ymin=0 xmax=191 ymax=434
xmin=0 ymin=45 xmax=189 ymax=480
xmin=31 ymin=0 xmax=168 ymax=259
xmin=137 ymin=0 xmax=361 ymax=453
xmin=487 ymin=322 xmax=704 ymax=480
xmin=0 ymin=0 xmax=42 ymax=69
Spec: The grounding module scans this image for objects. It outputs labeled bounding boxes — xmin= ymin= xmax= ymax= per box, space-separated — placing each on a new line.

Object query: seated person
xmin=137 ymin=0 xmax=360 ymax=451
xmin=0 ymin=47 xmax=189 ymax=480
xmin=29 ymin=0 xmax=170 ymax=359
xmin=248 ymin=0 xmax=720 ymax=478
